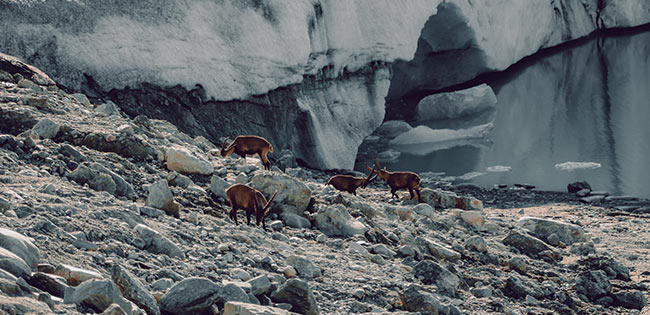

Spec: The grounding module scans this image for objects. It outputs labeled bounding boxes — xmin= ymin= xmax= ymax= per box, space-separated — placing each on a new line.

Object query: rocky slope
xmin=1 ymin=0 xmax=649 ymax=170
xmin=1 ymin=55 xmax=650 ymax=314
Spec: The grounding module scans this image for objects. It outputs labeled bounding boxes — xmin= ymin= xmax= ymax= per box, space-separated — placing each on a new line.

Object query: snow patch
xmin=554 ymin=162 xmax=602 ymax=171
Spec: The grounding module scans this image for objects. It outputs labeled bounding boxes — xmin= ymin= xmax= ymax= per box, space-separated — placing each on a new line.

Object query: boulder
xmin=465 ymin=236 xmax=487 ymax=253
xmin=63 ymin=278 xmax=133 ymax=314
xmin=420 ymin=188 xmax=457 ymax=209
xmin=575 ymin=270 xmax=611 ymax=301
xmin=112 ymin=264 xmax=160 ymax=315
xmin=412 ymin=203 xmax=434 ymax=218
xmin=455 ymin=210 xmax=485 ymax=229
xmin=313 ymin=204 xmax=368 ymax=237
xmin=414 ymin=237 xmax=461 ymax=261
xmin=134 ymin=224 xmax=185 ymax=259
xmin=217 ymin=283 xmax=250 ymax=305
xmin=415 ymin=84 xmax=497 ymax=121
xmin=502 ymin=230 xmax=559 ymax=260
xmin=27 ymin=272 xmax=69 ymax=298
xmin=250 ymin=172 xmax=312 ymax=212
xmin=411 ymin=261 xmax=460 ymax=296
xmin=54 ymin=264 xmax=103 ymax=286
xmin=0 ymin=247 xmax=31 ymax=279
xmin=0 ymin=228 xmax=39 ymax=269
xmin=145 ymin=180 xmax=174 ymax=211
xmin=281 ymin=213 xmax=311 ymax=229
xmin=270 ymin=279 xmax=319 ymax=315
xmin=0 ymin=295 xmax=53 ymax=314
xmin=247 ymin=275 xmax=271 ymax=296
xmin=160 ymin=277 xmax=221 ymax=315
xmin=613 ymin=290 xmax=647 ymax=310
xmin=503 ymin=275 xmax=544 ymax=299
xmin=223 ymin=302 xmax=292 ymax=315
xmin=210 ymin=175 xmax=230 ymax=200
xmin=95 ymin=101 xmax=120 ymax=116
xmin=31 ymin=118 xmax=60 ymax=139
xmin=165 ymin=146 xmax=213 ymax=175
xmin=67 ymin=162 xmax=135 ymax=199
xmin=568 ymin=181 xmax=591 ymax=193
xmin=518 ymin=216 xmax=587 ymax=245
xmin=399 ymin=285 xmax=443 ymax=314
xmin=286 ymin=256 xmax=321 ymax=280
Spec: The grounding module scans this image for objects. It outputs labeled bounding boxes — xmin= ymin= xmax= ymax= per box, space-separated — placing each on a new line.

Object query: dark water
xmin=374 ymin=30 xmax=650 ymax=197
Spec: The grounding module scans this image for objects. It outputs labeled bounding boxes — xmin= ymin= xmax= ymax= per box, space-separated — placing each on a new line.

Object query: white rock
xmin=31 ymin=118 xmax=60 ymax=139
xmin=314 ymin=204 xmax=368 ymax=237
xmin=165 ymin=146 xmax=213 ymax=175
xmin=0 ymin=228 xmax=39 ymax=269
xmin=250 ymin=172 xmax=312 ymax=212
xmin=145 ymin=179 xmax=174 ymax=211
xmin=415 ymin=84 xmax=497 ymax=121
xmin=95 ymin=101 xmax=120 ymax=116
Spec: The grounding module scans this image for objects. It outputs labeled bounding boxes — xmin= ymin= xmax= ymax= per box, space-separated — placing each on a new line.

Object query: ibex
xmin=367 ymin=158 xmax=422 ymax=203
xmin=221 ymin=135 xmax=274 ymax=170
xmin=225 ymin=183 xmax=277 ymax=230
xmin=326 ymin=166 xmax=378 ymax=196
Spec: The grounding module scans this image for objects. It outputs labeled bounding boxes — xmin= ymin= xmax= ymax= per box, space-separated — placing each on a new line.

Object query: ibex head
xmin=366 ymin=157 xmax=389 ymax=181
xmin=361 ymin=165 xmax=378 ymax=188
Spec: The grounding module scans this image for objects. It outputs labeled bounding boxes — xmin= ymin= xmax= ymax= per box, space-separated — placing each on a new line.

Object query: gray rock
xmin=613 ymin=290 xmax=647 ymax=310
xmin=580 ymin=195 xmax=604 ymax=203
xmin=580 ymin=256 xmax=630 ymax=280
xmin=112 ymin=264 xmax=160 ymax=315
xmin=269 ymin=220 xmax=283 ymax=232
xmin=286 ymin=256 xmax=321 ymax=280
xmin=313 ymin=204 xmax=368 ymax=237
xmin=414 ymin=237 xmax=461 ymax=261
xmin=53 ymin=263 xmax=102 ymax=286
xmin=281 ymin=213 xmax=311 ymax=229
xmin=134 ymin=224 xmax=186 ymax=259
xmin=89 ymin=173 xmax=117 ymax=195
xmin=210 ymin=175 xmax=230 ymax=200
xmin=247 ymin=275 xmax=271 ymax=296
xmin=63 ymin=278 xmax=133 ymax=314
xmin=503 ymin=275 xmax=544 ymax=299
xmin=411 ymin=260 xmax=460 ymax=296
xmin=276 ymin=150 xmax=298 ymax=171
xmin=160 ymin=277 xmax=221 ymax=315
xmin=502 ymin=230 xmax=559 ymax=260
xmin=59 ymin=144 xmax=87 ymax=161
xmin=0 ymin=295 xmax=53 ymax=314
xmin=71 ymin=93 xmax=91 ymax=106
xmin=575 ymin=270 xmax=611 ymax=301
xmin=31 ymin=118 xmax=60 ymax=139
xmin=250 ymin=172 xmax=312 ymax=211
xmin=67 ymin=162 xmax=135 ymax=199
xmin=0 ymin=196 xmax=10 ymax=212
xmin=0 ymin=228 xmax=39 ymax=268
xmin=27 ymin=272 xmax=68 ymax=298
xmin=139 ymin=206 xmax=164 ymax=218
xmin=96 ymin=101 xmax=120 ymax=116
xmin=465 ymin=236 xmax=487 ymax=253
xmin=413 ymin=203 xmax=434 ymax=218
xmin=223 ymin=302 xmax=292 ymax=315
xmin=471 ymin=286 xmax=493 ymax=298
xmin=145 ymin=179 xmax=174 ymax=211
xmin=568 ymin=181 xmax=591 ymax=193
xmin=576 ymin=189 xmax=591 ymax=197
xmin=0 ymin=247 xmax=31 ymax=279
xmin=399 ymin=285 xmax=443 ymax=314
xmin=398 ymin=245 xmax=416 ymax=257
xmin=102 ymin=303 xmax=128 ymax=315
xmin=508 ymin=256 xmax=527 ymax=273
xmin=165 ymin=146 xmax=213 ymax=175
xmin=218 ymin=283 xmax=250 ymax=305
xmin=152 ymin=278 xmax=174 ymax=291
xmin=370 ymin=244 xmax=396 ymax=258
xmin=167 ymin=172 xmax=193 ymax=188
xmin=270 ymin=279 xmax=319 ymax=315
xmin=518 ymin=216 xmax=587 ymax=245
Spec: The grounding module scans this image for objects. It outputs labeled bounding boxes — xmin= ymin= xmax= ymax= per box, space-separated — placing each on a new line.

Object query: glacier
xmin=0 ymin=0 xmax=649 ymax=169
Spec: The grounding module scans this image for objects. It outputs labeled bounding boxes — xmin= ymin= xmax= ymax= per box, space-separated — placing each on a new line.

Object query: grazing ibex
xmin=367 ymin=158 xmax=422 ymax=203
xmin=225 ymin=183 xmax=277 ymax=230
xmin=221 ymin=135 xmax=274 ymax=170
xmin=326 ymin=166 xmax=378 ymax=196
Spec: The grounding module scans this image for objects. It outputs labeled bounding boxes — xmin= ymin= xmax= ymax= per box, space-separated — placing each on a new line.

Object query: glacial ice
xmin=389 ymin=123 xmax=493 ymax=156
xmin=554 ymin=162 xmax=602 ymax=171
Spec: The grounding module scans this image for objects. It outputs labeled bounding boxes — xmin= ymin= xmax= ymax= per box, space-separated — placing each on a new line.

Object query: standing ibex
xmin=221 ymin=135 xmax=274 ymax=170
xmin=326 ymin=166 xmax=378 ymax=196
xmin=367 ymin=158 xmax=422 ymax=203
xmin=225 ymin=183 xmax=277 ymax=230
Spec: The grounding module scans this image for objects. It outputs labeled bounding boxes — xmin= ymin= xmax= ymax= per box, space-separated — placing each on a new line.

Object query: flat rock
xmin=414 ymin=237 xmax=461 ymax=261
xmin=54 ymin=263 xmax=102 ymax=286
xmin=223 ymin=301 xmax=294 ymax=315
xmin=518 ymin=216 xmax=587 ymax=245
xmin=502 ymin=230 xmax=559 ymax=260
xmin=27 ymin=272 xmax=68 ymax=298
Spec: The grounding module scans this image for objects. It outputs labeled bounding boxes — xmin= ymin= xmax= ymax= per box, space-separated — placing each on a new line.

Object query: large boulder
xmin=415 ymin=83 xmax=497 ymax=121
xmin=313 ymin=204 xmax=368 ymax=237
xmin=575 ymin=270 xmax=611 ymax=302
xmin=31 ymin=118 xmax=60 ymax=139
xmin=210 ymin=175 xmax=231 ymax=200
xmin=399 ymin=285 xmax=444 ymax=315
xmin=270 ymin=279 xmax=319 ymax=315
xmin=250 ymin=172 xmax=312 ymax=212
xmin=518 ymin=216 xmax=588 ymax=245
xmin=165 ymin=146 xmax=213 ymax=175
xmin=145 ymin=180 xmax=175 ymax=213
xmin=0 ymin=228 xmax=39 ymax=269
xmin=160 ymin=277 xmax=221 ymax=315
xmin=0 ymin=247 xmax=31 ymax=279
xmin=63 ymin=279 xmax=133 ymax=314
xmin=411 ymin=261 xmax=460 ymax=296
xmin=112 ymin=264 xmax=160 ymax=315
xmin=67 ymin=162 xmax=135 ymax=199
xmin=134 ymin=224 xmax=185 ymax=259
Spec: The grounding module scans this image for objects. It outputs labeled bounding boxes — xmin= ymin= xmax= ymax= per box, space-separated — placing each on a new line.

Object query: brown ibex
xmin=225 ymin=183 xmax=277 ymax=230
xmin=221 ymin=135 xmax=274 ymax=170
xmin=367 ymin=158 xmax=422 ymax=203
xmin=326 ymin=166 xmax=378 ymax=196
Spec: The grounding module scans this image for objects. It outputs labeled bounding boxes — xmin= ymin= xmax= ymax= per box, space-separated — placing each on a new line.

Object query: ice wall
xmin=0 ymin=0 xmax=648 ymax=169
